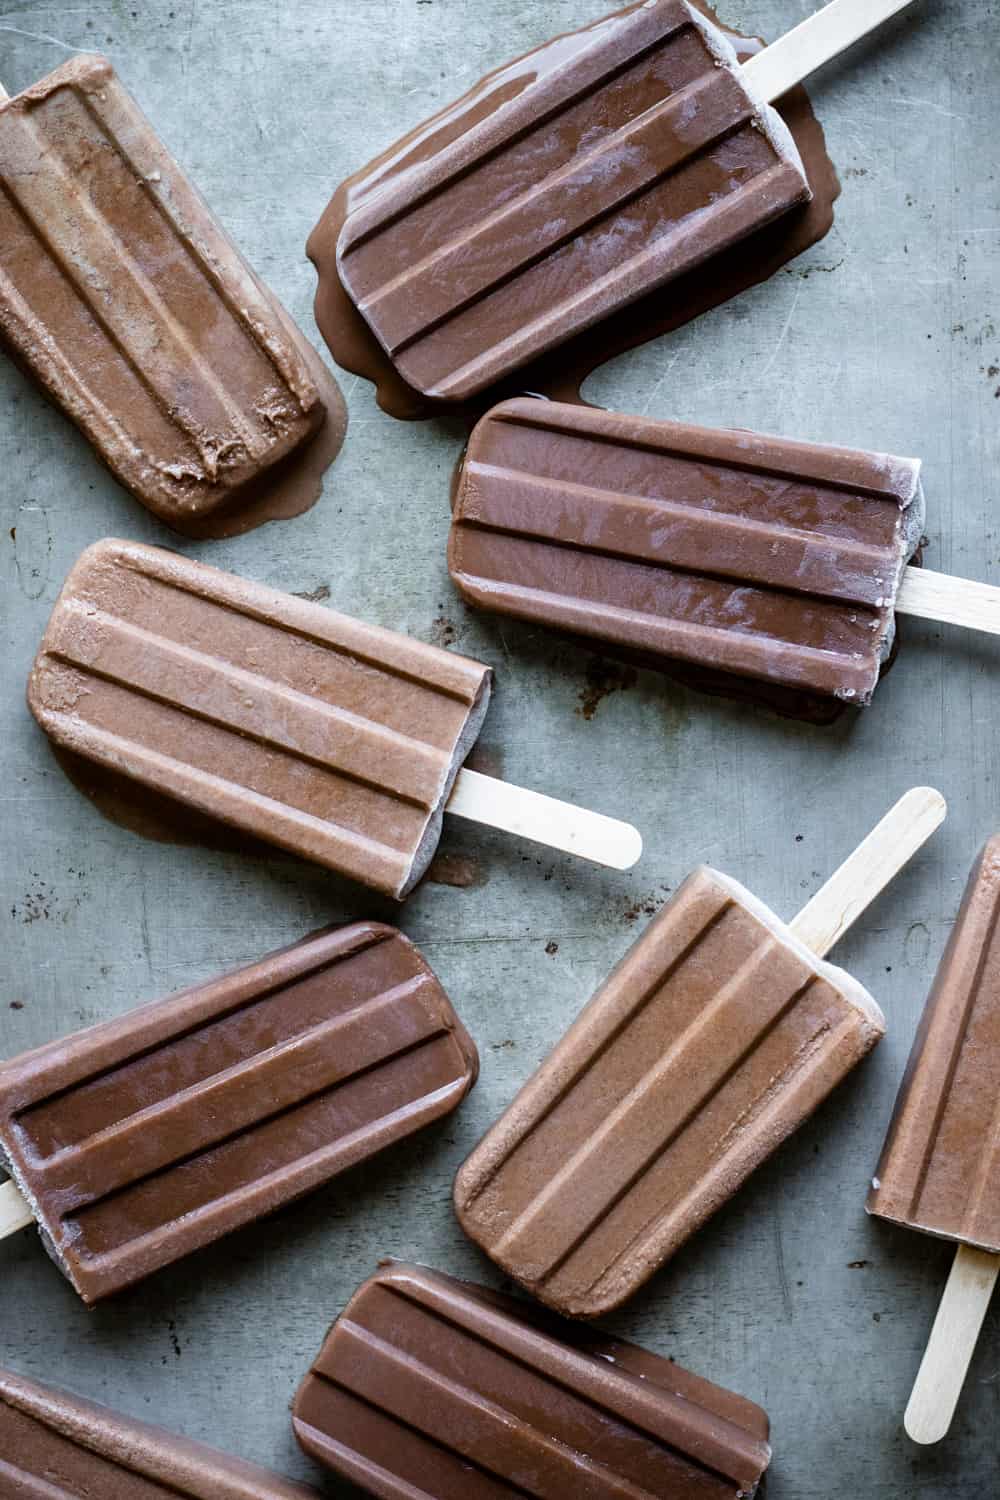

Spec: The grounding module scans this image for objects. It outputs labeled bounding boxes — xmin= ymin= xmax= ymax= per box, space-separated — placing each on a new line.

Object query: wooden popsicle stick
xmin=896 ymin=567 xmax=1000 ymax=634
xmin=904 ymin=1244 xmax=1000 ymax=1445
xmin=790 ymin=787 xmax=946 ymax=958
xmin=447 ymin=768 xmax=642 ymax=871
xmin=0 ymin=1177 xmax=34 ymax=1238
xmin=743 ymin=0 xmax=919 ymax=104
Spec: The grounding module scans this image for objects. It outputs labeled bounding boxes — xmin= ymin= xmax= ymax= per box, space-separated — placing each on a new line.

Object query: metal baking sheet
xmin=1 ymin=2 xmax=996 ymax=1494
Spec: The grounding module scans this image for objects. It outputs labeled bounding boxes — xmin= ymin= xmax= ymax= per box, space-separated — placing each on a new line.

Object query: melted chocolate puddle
xmin=306 ymin=1 xmax=840 ymax=424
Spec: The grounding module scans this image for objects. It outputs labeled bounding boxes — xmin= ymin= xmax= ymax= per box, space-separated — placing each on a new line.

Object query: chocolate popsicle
xmin=455 ymin=789 xmax=946 ymax=1318
xmin=450 ymin=398 xmax=926 ymax=707
xmin=292 ymin=1262 xmax=772 ymax=1500
xmin=451 ymin=398 xmax=1000 ymax=708
xmin=0 ymin=56 xmax=340 ymax=527
xmin=0 ymin=923 xmax=477 ymax=1303
xmin=323 ymin=0 xmax=916 ymax=402
xmin=27 ymin=540 xmax=641 ymax=899
xmin=868 ymin=838 xmax=1000 ymax=1444
xmin=0 ymin=1365 xmax=319 ymax=1498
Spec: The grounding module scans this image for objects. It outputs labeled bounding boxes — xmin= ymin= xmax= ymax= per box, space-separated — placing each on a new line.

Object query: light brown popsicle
xmin=0 ymin=56 xmax=339 ymax=526
xmin=27 ymin=541 xmax=640 ymax=899
xmin=455 ymin=789 xmax=946 ymax=1317
xmin=867 ymin=838 xmax=1000 ymax=1444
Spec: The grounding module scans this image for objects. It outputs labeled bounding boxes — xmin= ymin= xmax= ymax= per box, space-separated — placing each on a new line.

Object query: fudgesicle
xmin=455 ymin=865 xmax=886 ymax=1317
xmin=325 ymin=0 xmax=810 ymax=400
xmin=450 ymin=398 xmax=924 ymax=706
xmin=28 ymin=539 xmax=491 ymax=899
xmin=867 ymin=837 xmax=1000 ymax=1443
xmin=292 ymin=1262 xmax=773 ymax=1499
xmin=0 ymin=56 xmax=330 ymax=525
xmin=868 ymin=837 xmax=1000 ymax=1252
xmin=0 ymin=924 xmax=477 ymax=1302
xmin=0 ymin=1366 xmax=320 ymax=1498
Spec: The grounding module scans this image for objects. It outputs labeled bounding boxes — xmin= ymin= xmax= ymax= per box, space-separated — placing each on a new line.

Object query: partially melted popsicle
xmin=868 ymin=838 xmax=1000 ymax=1444
xmin=0 ymin=1365 xmax=319 ymax=1498
xmin=451 ymin=398 xmax=1000 ymax=708
xmin=0 ymin=57 xmax=338 ymax=527
xmin=455 ymin=789 xmax=946 ymax=1317
xmin=292 ymin=1262 xmax=773 ymax=1500
xmin=0 ymin=923 xmax=477 ymax=1303
xmin=27 ymin=540 xmax=640 ymax=898
xmin=324 ymin=0 xmax=916 ymax=402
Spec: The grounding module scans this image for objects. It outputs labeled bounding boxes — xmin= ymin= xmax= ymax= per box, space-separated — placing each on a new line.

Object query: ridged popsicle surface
xmin=0 ymin=924 xmax=477 ymax=1302
xmin=868 ymin=836 xmax=1000 ymax=1253
xmin=0 ymin=55 xmax=324 ymax=522
xmin=455 ymin=867 xmax=885 ymax=1316
xmin=333 ymin=0 xmax=810 ymax=400
xmin=27 ymin=540 xmax=492 ymax=898
xmin=293 ymin=1263 xmax=772 ymax=1499
xmin=0 ymin=1366 xmax=319 ymax=1498
xmin=450 ymin=398 xmax=924 ymax=705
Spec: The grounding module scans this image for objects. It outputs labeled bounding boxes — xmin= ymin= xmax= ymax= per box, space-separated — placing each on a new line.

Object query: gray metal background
xmin=1 ymin=1 xmax=997 ymax=1494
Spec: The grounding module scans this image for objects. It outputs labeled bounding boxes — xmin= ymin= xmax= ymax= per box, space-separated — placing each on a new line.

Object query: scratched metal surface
xmin=0 ymin=1 xmax=997 ymax=1494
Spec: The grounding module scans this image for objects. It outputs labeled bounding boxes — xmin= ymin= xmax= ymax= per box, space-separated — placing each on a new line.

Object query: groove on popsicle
xmin=65 ymin=1028 xmax=464 ymax=1252
xmin=46 ymin=607 xmax=450 ymax=812
xmin=16 ymin=924 xmax=403 ymax=1139
xmin=115 ymin=548 xmax=485 ymax=706
xmin=362 ymin=75 xmax=762 ymax=357
xmin=298 ymin=1268 xmax=771 ymax=1495
xmin=319 ymin=1322 xmax=674 ymax=1499
xmin=340 ymin=0 xmax=697 ymax=257
xmin=480 ymin=913 xmax=827 ymax=1281
xmin=18 ymin=978 xmax=445 ymax=1190
xmin=451 ymin=401 xmax=921 ymax=703
xmin=489 ymin=405 xmax=923 ymax=500
xmin=0 ymin=60 xmax=319 ymax=515
xmin=462 ymin=462 xmax=898 ymax=604
xmin=456 ymin=869 xmax=886 ymax=1313
xmin=428 ymin=162 xmax=806 ymax=402
xmin=29 ymin=541 xmax=492 ymax=896
xmin=337 ymin=0 xmax=808 ymax=398
xmin=0 ymin=928 xmax=476 ymax=1298
xmin=16 ymin=991 xmax=452 ymax=1232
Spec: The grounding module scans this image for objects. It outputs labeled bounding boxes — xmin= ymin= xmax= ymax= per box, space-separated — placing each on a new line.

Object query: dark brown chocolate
xmin=449 ymin=398 xmax=924 ymax=706
xmin=292 ymin=1262 xmax=772 ymax=1498
xmin=0 ymin=925 xmax=477 ymax=1303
